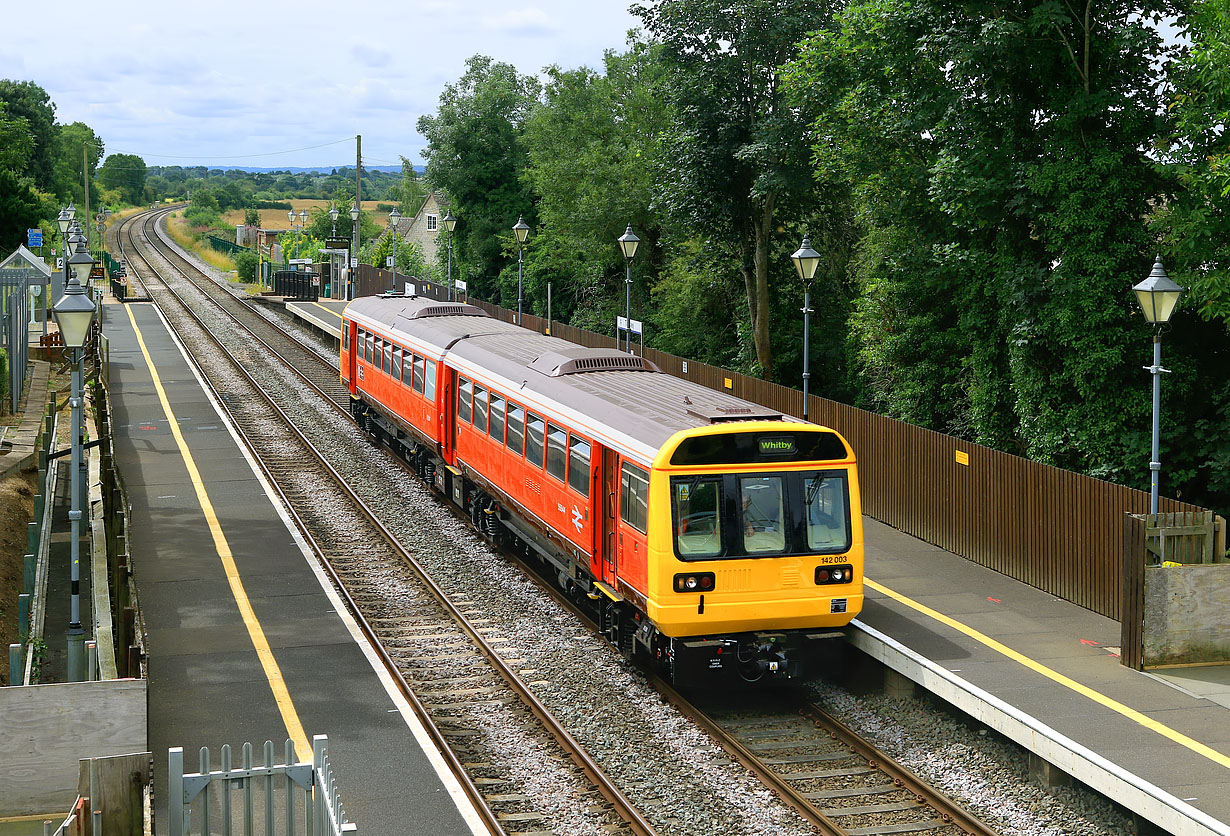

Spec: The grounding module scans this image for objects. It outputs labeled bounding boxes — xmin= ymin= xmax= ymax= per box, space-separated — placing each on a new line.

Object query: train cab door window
xmin=545 ymin=423 xmax=567 ymax=483
xmin=568 ymin=435 xmax=591 ymax=497
xmin=383 ymin=341 xmax=392 ymax=375
xmin=805 ymin=473 xmax=850 ymax=552
xmin=740 ymin=476 xmax=786 ymax=554
xmin=458 ymin=378 xmax=472 ymax=423
xmin=620 ymin=463 xmax=649 ymax=533
xmin=392 ymin=347 xmax=403 ymax=383
xmin=412 ymin=355 xmax=425 ymax=394
xmin=525 ymin=413 xmax=545 ymax=468
xmin=506 ymin=404 xmax=525 ymax=456
xmin=474 ymin=386 xmax=488 ymax=434
xmin=424 ymin=360 xmax=437 ymax=401
xmin=342 ymin=327 xmax=348 ymax=352
xmin=489 ymin=395 xmax=506 ymax=444
xmin=673 ymin=478 xmax=723 ymax=558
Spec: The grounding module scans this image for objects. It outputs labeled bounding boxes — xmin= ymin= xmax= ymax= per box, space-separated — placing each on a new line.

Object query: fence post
xmin=1121 ymin=513 xmax=1147 ymax=670
xmin=9 ymin=644 xmax=21 ymax=682
xmin=169 ymin=747 xmax=185 ymax=836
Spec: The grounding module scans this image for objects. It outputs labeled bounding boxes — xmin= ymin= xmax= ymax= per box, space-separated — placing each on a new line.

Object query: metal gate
xmin=169 ymin=736 xmax=357 ymax=836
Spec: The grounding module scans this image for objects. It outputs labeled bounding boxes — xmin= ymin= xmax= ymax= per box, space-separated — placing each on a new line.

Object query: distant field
xmin=221 ymin=200 xmax=393 ymax=231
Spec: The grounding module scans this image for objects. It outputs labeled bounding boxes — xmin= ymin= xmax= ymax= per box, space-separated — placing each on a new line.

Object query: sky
xmin=2 ymin=0 xmax=643 ymax=170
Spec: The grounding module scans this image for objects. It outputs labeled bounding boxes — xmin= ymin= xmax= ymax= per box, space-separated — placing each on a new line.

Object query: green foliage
xmin=366 ymin=230 xmax=428 ymax=278
xmin=0 ymin=80 xmax=58 ymax=191
xmin=0 ymin=168 xmax=43 ymax=251
xmin=417 ymin=54 xmax=542 ymax=299
xmin=0 ymin=347 xmax=8 ymax=409
xmin=98 ymin=153 xmax=147 ymax=204
xmin=243 ymin=206 xmax=261 ymax=227
xmin=235 ymin=250 xmax=258 ymax=283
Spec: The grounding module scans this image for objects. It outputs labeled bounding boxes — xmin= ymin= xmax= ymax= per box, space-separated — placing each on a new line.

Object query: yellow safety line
xmin=865 ymin=578 xmax=1230 ymax=769
xmin=308 ymin=301 xmax=340 ymax=318
xmin=125 ymin=305 xmax=311 ymax=760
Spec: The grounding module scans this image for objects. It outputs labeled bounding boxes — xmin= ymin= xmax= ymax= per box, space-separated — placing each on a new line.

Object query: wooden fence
xmin=460 ymin=297 xmax=1223 ymax=623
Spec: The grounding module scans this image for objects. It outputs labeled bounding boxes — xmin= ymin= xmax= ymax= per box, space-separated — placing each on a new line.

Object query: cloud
xmin=479 ymin=7 xmax=558 ymax=36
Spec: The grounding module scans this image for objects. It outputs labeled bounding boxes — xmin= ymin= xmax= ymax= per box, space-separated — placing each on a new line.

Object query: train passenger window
xmin=392 ymin=347 xmax=403 ymax=383
xmin=525 ymin=413 xmax=545 ymax=468
xmin=506 ymin=404 xmax=525 ymax=456
xmin=805 ymin=473 xmax=850 ymax=552
xmin=489 ymin=395 xmax=505 ymax=444
xmin=372 ymin=337 xmax=381 ymax=369
xmin=568 ymin=435 xmax=590 ymax=497
xmin=424 ymin=361 xmax=436 ymax=400
xmin=402 ymin=352 xmax=413 ymax=387
xmin=673 ymin=478 xmax=723 ymax=557
xmin=412 ymin=356 xmax=425 ymax=394
xmin=545 ymin=423 xmax=567 ymax=483
xmin=458 ymin=379 xmax=472 ymax=423
xmin=383 ymin=341 xmax=392 ymax=375
xmin=620 ymin=464 xmax=649 ymax=533
xmin=740 ymin=476 xmax=786 ymax=553
xmin=364 ymin=333 xmax=373 ymax=365
xmin=474 ymin=386 xmax=488 ymax=434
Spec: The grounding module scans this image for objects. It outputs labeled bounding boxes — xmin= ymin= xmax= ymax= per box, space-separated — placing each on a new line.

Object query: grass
xmin=165 ymin=213 xmax=238 ymax=274
xmin=221 ymin=200 xmax=394 ymax=231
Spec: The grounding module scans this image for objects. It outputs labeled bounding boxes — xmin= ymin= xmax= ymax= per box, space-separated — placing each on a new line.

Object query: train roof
xmin=344 ymin=294 xmax=790 ymax=460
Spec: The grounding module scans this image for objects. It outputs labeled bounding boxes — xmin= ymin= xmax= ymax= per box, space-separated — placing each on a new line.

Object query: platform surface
xmin=102 ymin=300 xmax=481 ymax=836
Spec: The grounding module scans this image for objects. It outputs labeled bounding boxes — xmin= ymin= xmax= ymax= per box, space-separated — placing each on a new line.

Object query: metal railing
xmin=169 ymin=736 xmax=357 ymax=836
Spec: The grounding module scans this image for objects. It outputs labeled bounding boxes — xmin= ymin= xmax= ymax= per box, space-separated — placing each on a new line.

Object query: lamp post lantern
xmin=513 ymin=216 xmax=530 ymax=324
xmin=443 ymin=211 xmax=457 ymax=301
xmin=617 ymin=225 xmax=640 ymax=353
xmin=329 ymin=204 xmax=339 ymax=238
xmin=791 ymin=238 xmax=821 ymax=421
xmin=1132 ymin=256 xmax=1185 ymax=516
xmin=349 ymin=203 xmax=360 ymax=300
xmin=52 ymin=242 xmax=97 ymax=682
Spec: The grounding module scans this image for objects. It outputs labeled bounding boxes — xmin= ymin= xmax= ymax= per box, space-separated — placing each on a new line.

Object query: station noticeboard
xmin=326 ymin=237 xmax=351 ymax=251
xmin=90 ymin=266 xmax=105 ymax=280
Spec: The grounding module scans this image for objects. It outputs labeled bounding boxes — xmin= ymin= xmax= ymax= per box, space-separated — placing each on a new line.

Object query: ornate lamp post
xmin=617 ymin=225 xmax=640 ymax=352
xmin=791 ymin=238 xmax=821 ymax=421
xmin=513 ymin=216 xmax=530 ymax=325
xmin=389 ymin=208 xmax=401 ymax=291
xmin=443 ymin=210 xmax=457 ymax=301
xmin=329 ymin=204 xmax=339 ymax=238
xmin=1132 ymin=256 xmax=1185 ymax=515
xmin=52 ymin=241 xmax=97 ymax=682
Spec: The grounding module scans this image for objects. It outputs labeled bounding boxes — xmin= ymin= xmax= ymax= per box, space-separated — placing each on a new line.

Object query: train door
xmin=601 ymin=446 xmax=619 ymax=586
xmin=344 ymin=320 xmax=357 ymax=394
xmin=441 ymin=367 xmax=456 ymax=463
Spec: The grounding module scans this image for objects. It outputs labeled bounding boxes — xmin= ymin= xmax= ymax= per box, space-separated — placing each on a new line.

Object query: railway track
xmin=114 ymin=207 xmax=1007 ymax=836
xmin=117 ymin=208 xmax=657 ymax=836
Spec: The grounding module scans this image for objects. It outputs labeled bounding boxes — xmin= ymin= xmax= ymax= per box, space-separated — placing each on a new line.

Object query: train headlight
xmin=674 ymin=572 xmax=715 ymax=593
xmin=815 ymin=565 xmax=853 ymax=585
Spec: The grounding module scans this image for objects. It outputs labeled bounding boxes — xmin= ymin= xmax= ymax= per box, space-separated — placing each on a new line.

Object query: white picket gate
xmin=169 ymin=736 xmax=356 ymax=836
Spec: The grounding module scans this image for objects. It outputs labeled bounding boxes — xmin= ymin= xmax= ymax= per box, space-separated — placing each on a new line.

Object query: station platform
xmin=282 ymin=298 xmax=1229 ymax=836
xmin=101 ymin=300 xmax=484 ymax=836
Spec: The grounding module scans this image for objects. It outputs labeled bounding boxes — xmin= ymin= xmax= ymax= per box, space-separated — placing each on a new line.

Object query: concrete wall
xmin=1144 ymin=564 xmax=1230 ymax=667
xmin=0 ymin=679 xmax=147 ymax=816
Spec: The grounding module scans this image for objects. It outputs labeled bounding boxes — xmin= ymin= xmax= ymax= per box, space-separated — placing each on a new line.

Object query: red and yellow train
xmin=341 ymin=293 xmax=864 ymax=686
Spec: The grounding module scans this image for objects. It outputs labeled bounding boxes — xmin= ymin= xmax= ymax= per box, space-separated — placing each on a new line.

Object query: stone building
xmin=389 ymin=192 xmax=450 ymax=263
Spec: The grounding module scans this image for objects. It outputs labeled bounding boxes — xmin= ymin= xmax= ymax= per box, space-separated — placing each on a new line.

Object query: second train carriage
xmin=340 ymin=293 xmax=864 ymax=686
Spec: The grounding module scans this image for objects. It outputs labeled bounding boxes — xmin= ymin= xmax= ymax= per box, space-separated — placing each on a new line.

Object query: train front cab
xmin=642 ymin=422 xmax=864 ymax=685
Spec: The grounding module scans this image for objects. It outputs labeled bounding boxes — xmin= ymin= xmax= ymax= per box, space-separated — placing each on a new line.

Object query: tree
xmin=53 ymin=122 xmax=103 ymax=208
xmin=417 ymin=55 xmax=541 ymax=300
xmin=98 ymin=153 xmax=147 ymax=204
xmin=0 ymin=106 xmax=34 ymax=173
xmin=0 ymin=168 xmax=43 ymax=251
xmin=0 ymin=80 xmax=58 ymax=191
xmin=393 ymin=157 xmax=427 ymax=215
xmin=633 ymin=0 xmax=839 ymax=379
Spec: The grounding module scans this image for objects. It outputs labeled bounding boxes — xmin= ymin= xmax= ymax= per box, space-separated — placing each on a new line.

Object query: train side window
xmin=392 ymin=347 xmax=403 ymax=383
xmin=458 ymin=378 xmax=472 ymax=423
xmin=383 ymin=341 xmax=392 ymax=375
xmin=412 ymin=355 xmax=425 ymax=394
xmin=474 ymin=386 xmax=488 ymax=434
xmin=402 ymin=352 xmax=413 ymax=386
xmin=489 ymin=395 xmax=505 ymax=444
xmin=364 ymin=333 xmax=373 ymax=365
xmin=545 ymin=423 xmax=567 ymax=483
xmin=620 ymin=463 xmax=649 ymax=533
xmin=372 ymin=337 xmax=381 ymax=370
xmin=568 ymin=435 xmax=590 ymax=497
xmin=424 ymin=360 xmax=437 ymax=400
xmin=506 ymin=403 xmax=524 ymax=455
xmin=342 ymin=327 xmax=348 ymax=351
xmin=525 ymin=413 xmax=544 ymax=468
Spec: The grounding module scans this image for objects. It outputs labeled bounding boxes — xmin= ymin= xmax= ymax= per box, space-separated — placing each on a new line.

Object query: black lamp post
xmin=53 ymin=241 xmax=97 ymax=682
xmin=791 ymin=238 xmax=821 ymax=421
xmin=618 ymin=225 xmax=640 ymax=353
xmin=444 ymin=211 xmax=457 ymax=301
xmin=329 ymin=204 xmax=339 ymax=238
xmin=1131 ymin=256 xmax=1185 ymax=515
xmin=513 ymin=216 xmax=530 ymax=324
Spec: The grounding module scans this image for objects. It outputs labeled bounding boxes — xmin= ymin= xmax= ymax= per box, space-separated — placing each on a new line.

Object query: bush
xmin=234 ymin=251 xmax=258 ymax=284
xmin=0 ymin=347 xmax=8 ymax=412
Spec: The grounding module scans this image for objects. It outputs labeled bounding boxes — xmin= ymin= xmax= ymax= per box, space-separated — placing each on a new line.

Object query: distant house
xmin=389 ymin=192 xmax=450 ymax=264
